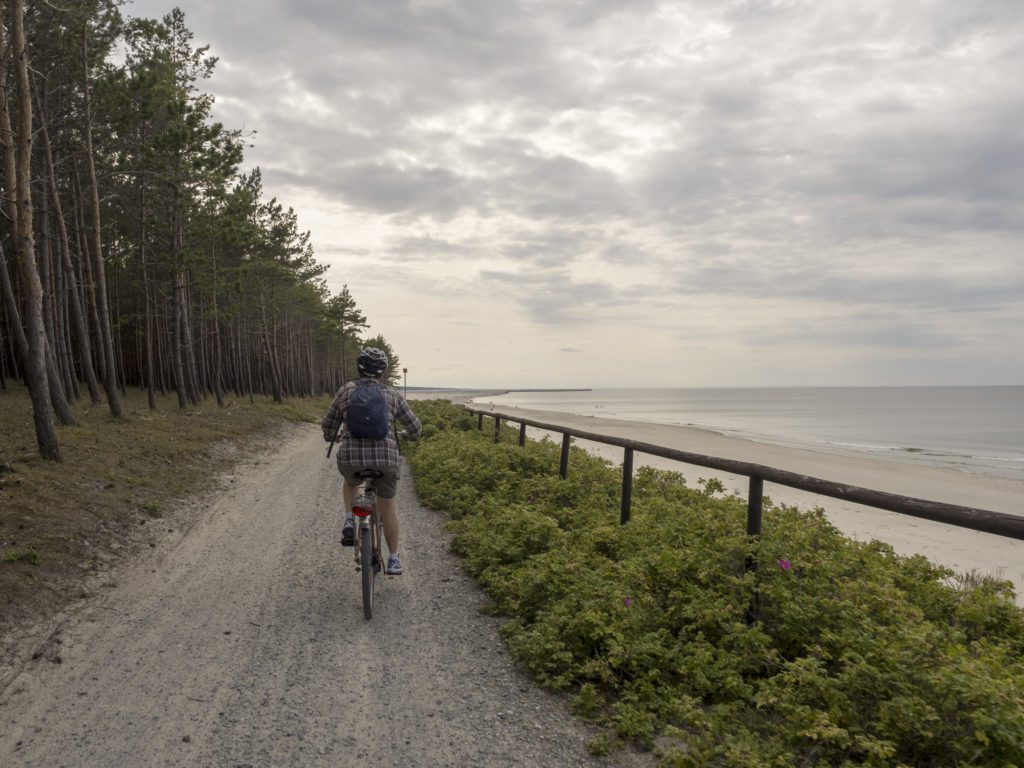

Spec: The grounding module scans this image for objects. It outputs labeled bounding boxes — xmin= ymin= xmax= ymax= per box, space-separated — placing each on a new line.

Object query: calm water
xmin=481 ymin=387 xmax=1024 ymax=480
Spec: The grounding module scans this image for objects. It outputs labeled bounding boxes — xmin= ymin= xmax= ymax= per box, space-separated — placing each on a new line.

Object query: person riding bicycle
xmin=321 ymin=347 xmax=422 ymax=575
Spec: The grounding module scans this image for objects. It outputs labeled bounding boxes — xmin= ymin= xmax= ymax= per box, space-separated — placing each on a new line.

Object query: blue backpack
xmin=347 ymin=381 xmax=391 ymax=439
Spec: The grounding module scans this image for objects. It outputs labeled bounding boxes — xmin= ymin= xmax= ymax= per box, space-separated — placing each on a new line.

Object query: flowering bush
xmin=406 ymin=401 xmax=1024 ymax=766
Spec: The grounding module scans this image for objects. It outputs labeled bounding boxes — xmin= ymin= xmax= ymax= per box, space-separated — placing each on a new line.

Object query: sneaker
xmin=385 ymin=554 xmax=403 ymax=575
xmin=341 ymin=515 xmax=355 ymax=546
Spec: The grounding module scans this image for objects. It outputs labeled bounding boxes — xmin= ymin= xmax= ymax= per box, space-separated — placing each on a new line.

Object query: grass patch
xmin=0 ymin=387 xmax=329 ymax=637
xmin=406 ymin=400 xmax=1024 ymax=767
xmin=2 ymin=546 xmax=41 ymax=565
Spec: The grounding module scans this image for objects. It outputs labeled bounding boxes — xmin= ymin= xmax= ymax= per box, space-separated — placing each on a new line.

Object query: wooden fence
xmin=465 ymin=407 xmax=1024 ymax=543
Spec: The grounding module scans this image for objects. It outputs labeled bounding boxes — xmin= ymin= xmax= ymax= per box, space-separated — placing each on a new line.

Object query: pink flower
xmin=777 ymin=558 xmax=792 ymax=571
xmin=624 ymin=596 xmax=634 ymax=608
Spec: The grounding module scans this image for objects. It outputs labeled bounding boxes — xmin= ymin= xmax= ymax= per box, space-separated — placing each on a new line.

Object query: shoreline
xmin=407 ymin=388 xmax=509 ymax=404
xmin=467 ymin=402 xmax=1024 ymax=604
xmin=478 ymin=390 xmax=1024 ymax=481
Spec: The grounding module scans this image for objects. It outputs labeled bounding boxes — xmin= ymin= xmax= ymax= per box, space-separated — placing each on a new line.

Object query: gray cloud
xmin=478 ymin=269 xmax=619 ymax=324
xmin=125 ymin=0 xmax=1024 ymax=384
xmin=388 ymin=235 xmax=481 ymax=259
xmin=150 ymin=0 xmax=1024 ymax=238
xmin=320 ymin=162 xmax=471 ymax=219
xmin=752 ymin=314 xmax=959 ymax=351
xmin=670 ymin=258 xmax=1024 ymax=311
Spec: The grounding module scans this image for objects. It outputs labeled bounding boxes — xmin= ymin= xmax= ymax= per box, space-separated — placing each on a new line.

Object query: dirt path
xmin=0 ymin=426 xmax=651 ymax=768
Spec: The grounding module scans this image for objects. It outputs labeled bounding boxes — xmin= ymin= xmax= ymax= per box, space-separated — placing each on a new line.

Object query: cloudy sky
xmin=126 ymin=0 xmax=1023 ymax=389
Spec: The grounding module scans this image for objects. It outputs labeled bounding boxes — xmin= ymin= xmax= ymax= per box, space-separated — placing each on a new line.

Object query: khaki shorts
xmin=337 ymin=464 xmax=399 ymax=499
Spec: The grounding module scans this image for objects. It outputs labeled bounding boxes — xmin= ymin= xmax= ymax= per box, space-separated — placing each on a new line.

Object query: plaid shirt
xmin=321 ymin=378 xmax=422 ymax=468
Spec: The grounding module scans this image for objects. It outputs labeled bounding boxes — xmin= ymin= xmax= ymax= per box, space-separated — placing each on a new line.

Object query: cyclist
xmin=321 ymin=347 xmax=422 ymax=575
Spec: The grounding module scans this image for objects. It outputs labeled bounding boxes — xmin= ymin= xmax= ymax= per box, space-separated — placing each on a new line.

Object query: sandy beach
xmin=462 ymin=401 xmax=1024 ymax=604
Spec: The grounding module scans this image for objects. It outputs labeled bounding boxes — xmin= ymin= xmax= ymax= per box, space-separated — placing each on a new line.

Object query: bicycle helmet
xmin=356 ymin=347 xmax=389 ymax=377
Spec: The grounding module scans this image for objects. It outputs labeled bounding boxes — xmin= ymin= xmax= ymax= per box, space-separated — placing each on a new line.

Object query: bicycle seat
xmin=353 ymin=469 xmax=385 ymax=480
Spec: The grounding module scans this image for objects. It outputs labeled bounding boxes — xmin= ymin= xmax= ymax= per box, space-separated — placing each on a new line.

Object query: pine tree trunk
xmin=0 ymin=242 xmax=28 ymax=372
xmin=53 ymin=235 xmax=76 ymax=398
xmin=197 ymin=301 xmax=210 ymax=396
xmin=304 ymin=330 xmax=313 ymax=398
xmin=1 ymin=295 xmax=19 ymax=381
xmin=5 ymin=0 xmax=62 ymax=458
xmin=258 ymin=290 xmax=284 ymax=403
xmin=34 ymin=91 xmax=80 ymax=401
xmin=244 ymin=318 xmax=255 ymax=402
xmin=182 ymin=281 xmax=201 ymax=402
xmin=35 ymin=164 xmax=76 ymax=425
xmin=112 ymin=261 xmax=126 ymax=395
xmin=172 ymin=268 xmax=189 ymax=407
xmin=139 ymin=188 xmax=156 ymax=409
xmin=0 ymin=315 xmax=6 ymax=389
xmin=155 ymin=288 xmax=168 ymax=396
xmin=73 ymin=169 xmax=104 ymax=384
xmin=235 ymin=318 xmax=245 ymax=397
xmin=210 ymin=248 xmax=224 ymax=406
xmin=45 ymin=344 xmax=77 ymax=424
xmin=171 ymin=201 xmax=201 ymax=404
xmin=36 ymin=198 xmax=57 ymax=356
xmin=0 ymin=20 xmax=28 ymax=377
xmin=81 ymin=29 xmax=121 ymax=417
xmin=134 ymin=308 xmax=142 ymax=389
xmin=144 ymin=283 xmax=155 ymax=409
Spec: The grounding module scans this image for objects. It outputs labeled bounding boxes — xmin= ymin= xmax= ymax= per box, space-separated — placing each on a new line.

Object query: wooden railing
xmin=465 ymin=407 xmax=1024 ymax=542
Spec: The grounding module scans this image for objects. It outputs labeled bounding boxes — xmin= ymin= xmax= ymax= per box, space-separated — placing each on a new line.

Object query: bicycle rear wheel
xmin=360 ymin=525 xmax=374 ymax=620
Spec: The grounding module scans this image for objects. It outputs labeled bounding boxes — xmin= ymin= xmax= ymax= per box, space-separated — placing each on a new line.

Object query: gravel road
xmin=0 ymin=425 xmax=654 ymax=768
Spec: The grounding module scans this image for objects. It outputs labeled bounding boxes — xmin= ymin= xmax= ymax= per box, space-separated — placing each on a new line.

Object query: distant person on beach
xmin=321 ymin=347 xmax=422 ymax=575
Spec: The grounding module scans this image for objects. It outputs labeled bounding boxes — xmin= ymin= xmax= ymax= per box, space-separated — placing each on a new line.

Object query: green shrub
xmin=408 ymin=406 xmax=1024 ymax=766
xmin=2 ymin=546 xmax=41 ymax=565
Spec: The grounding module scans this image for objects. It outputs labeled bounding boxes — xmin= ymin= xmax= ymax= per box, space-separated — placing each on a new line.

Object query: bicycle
xmin=326 ymin=427 xmax=408 ymax=620
xmin=350 ymin=469 xmax=386 ymax=620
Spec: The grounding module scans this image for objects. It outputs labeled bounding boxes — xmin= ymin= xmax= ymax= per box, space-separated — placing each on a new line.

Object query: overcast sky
xmin=126 ymin=0 xmax=1023 ymax=389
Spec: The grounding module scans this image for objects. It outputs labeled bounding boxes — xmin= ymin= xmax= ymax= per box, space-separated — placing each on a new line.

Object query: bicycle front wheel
xmin=360 ymin=525 xmax=374 ymax=620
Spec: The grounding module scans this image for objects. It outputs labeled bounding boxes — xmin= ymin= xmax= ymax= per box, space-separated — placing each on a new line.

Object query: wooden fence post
xmin=494 ymin=417 xmax=501 ymax=443
xmin=559 ymin=433 xmax=570 ymax=479
xmin=621 ymin=447 xmax=634 ymax=525
xmin=745 ymin=475 xmax=764 ymax=624
xmin=477 ymin=413 xmax=483 ymax=431
xmin=518 ymin=423 xmax=526 ymax=447
xmin=747 ymin=476 xmax=763 ymax=538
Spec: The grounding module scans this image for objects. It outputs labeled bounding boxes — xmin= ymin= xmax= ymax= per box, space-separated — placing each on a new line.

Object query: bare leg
xmin=378 ymin=495 xmax=399 ymax=555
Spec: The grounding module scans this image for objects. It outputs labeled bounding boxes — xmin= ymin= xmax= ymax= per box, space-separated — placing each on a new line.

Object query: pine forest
xmin=0 ymin=2 xmax=394 ymax=461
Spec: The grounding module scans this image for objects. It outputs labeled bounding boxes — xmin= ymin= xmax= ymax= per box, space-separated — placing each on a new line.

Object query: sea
xmin=477 ymin=387 xmax=1024 ymax=482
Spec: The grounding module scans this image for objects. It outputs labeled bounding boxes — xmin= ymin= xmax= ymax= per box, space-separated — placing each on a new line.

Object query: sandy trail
xmin=0 ymin=426 xmax=647 ymax=768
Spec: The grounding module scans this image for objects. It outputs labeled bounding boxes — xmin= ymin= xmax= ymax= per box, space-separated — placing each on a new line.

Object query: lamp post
xmin=403 ymin=367 xmax=408 ymax=398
